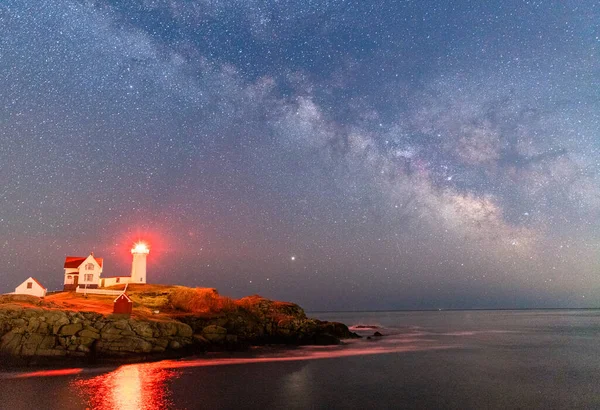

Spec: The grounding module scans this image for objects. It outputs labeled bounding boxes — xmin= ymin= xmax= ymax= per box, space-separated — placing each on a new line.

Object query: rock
xmin=202 ymin=325 xmax=227 ymax=343
xmin=101 ymin=324 xmax=123 ymax=336
xmin=114 ymin=320 xmax=131 ymax=331
xmin=153 ymin=338 xmax=169 ymax=349
xmin=79 ymin=337 xmax=97 ymax=346
xmin=193 ymin=334 xmax=210 ymax=345
xmin=93 ymin=321 xmax=106 ymax=331
xmin=176 ymin=323 xmax=193 ymax=338
xmin=1 ymin=332 xmax=23 ymax=355
xmin=152 ymin=345 xmax=166 ymax=353
xmin=27 ymin=318 xmax=41 ymax=333
xmin=131 ymin=322 xmax=154 ymax=338
xmin=373 ymin=331 xmax=383 ymax=337
xmin=38 ymin=322 xmax=50 ymax=335
xmin=100 ymin=325 xmax=124 ymax=342
xmin=21 ymin=334 xmax=45 ymax=356
xmin=59 ymin=323 xmax=83 ymax=336
xmin=39 ymin=335 xmax=57 ymax=350
xmin=77 ymin=345 xmax=90 ymax=353
xmin=316 ymin=321 xmax=359 ymax=339
xmin=159 ymin=322 xmax=178 ymax=337
xmin=168 ymin=340 xmax=181 ymax=350
xmin=79 ymin=329 xmax=100 ymax=339
xmin=11 ymin=325 xmax=26 ymax=335
xmin=12 ymin=318 xmax=26 ymax=328
xmin=52 ymin=317 xmax=70 ymax=334
xmin=44 ymin=312 xmax=63 ymax=324
xmin=313 ymin=333 xmax=341 ymax=345
xmin=101 ymin=337 xmax=153 ymax=354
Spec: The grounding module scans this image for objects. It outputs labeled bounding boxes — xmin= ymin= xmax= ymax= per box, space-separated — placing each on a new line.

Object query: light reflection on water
xmin=74 ymin=363 xmax=179 ymax=410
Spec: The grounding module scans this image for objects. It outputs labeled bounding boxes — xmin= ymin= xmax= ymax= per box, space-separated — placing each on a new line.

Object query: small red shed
xmin=113 ymin=293 xmax=133 ymax=315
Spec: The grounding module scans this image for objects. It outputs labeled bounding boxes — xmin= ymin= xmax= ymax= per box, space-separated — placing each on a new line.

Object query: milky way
xmin=1 ymin=0 xmax=599 ymax=310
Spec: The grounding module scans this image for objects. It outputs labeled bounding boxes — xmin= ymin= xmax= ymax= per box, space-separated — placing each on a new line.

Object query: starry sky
xmin=1 ymin=0 xmax=599 ymax=310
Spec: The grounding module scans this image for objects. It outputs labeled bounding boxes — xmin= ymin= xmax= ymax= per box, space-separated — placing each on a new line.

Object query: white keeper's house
xmin=63 ymin=243 xmax=149 ymax=291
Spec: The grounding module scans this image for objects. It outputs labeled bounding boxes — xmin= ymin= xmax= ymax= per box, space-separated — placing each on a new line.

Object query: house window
xmin=116 ymin=277 xmax=120 ymax=283
xmin=84 ymin=273 xmax=94 ymax=282
xmin=85 ymin=263 xmax=95 ymax=270
xmin=27 ymin=282 xmax=32 ymax=289
xmin=67 ymin=275 xmax=72 ymax=280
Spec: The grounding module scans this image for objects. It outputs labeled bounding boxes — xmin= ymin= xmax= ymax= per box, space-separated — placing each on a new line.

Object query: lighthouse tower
xmin=130 ymin=243 xmax=149 ymax=284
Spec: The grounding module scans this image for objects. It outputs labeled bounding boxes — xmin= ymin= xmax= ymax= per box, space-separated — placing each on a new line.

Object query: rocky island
xmin=0 ymin=284 xmax=358 ymax=366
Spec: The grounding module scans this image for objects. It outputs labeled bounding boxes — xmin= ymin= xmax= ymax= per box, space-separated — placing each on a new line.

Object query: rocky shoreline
xmin=0 ymin=293 xmax=359 ymax=367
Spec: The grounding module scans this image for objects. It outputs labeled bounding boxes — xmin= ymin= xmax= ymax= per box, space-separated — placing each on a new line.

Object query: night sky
xmin=1 ymin=0 xmax=599 ymax=310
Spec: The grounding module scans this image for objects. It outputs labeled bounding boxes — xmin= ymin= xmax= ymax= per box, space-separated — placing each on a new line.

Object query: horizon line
xmin=307 ymin=307 xmax=600 ymax=313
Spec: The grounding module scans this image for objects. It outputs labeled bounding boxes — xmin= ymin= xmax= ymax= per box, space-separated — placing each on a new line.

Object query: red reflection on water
xmin=74 ymin=363 xmax=179 ymax=410
xmin=14 ymin=368 xmax=83 ymax=378
xmin=146 ymin=342 xmax=452 ymax=371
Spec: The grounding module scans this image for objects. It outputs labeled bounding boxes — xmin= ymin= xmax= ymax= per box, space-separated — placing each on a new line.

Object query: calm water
xmin=2 ymin=310 xmax=600 ymax=409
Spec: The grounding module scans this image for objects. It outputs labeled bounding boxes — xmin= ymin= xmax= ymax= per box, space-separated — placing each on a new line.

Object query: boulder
xmin=39 ymin=335 xmax=57 ymax=350
xmin=202 ymin=325 xmax=227 ymax=343
xmin=316 ymin=320 xmax=359 ymax=339
xmin=79 ymin=329 xmax=100 ymax=339
xmin=159 ymin=322 xmax=178 ymax=337
xmin=101 ymin=337 xmax=153 ymax=354
xmin=1 ymin=332 xmax=23 ymax=355
xmin=59 ymin=323 xmax=83 ymax=336
xmin=176 ymin=323 xmax=193 ymax=338
xmin=114 ymin=320 xmax=131 ymax=331
xmin=131 ymin=322 xmax=154 ymax=338
xmin=21 ymin=334 xmax=46 ymax=355
xmin=153 ymin=338 xmax=170 ymax=349
xmin=27 ymin=318 xmax=41 ymax=333
xmin=52 ymin=317 xmax=70 ymax=334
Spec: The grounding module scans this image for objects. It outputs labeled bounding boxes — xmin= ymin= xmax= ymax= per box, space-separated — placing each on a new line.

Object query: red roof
xmin=64 ymin=255 xmax=103 ymax=268
xmin=28 ymin=277 xmax=47 ymax=290
xmin=114 ymin=293 xmax=132 ymax=303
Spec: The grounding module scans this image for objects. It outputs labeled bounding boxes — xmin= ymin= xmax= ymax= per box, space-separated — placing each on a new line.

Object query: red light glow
xmin=131 ymin=242 xmax=150 ymax=254
xmin=75 ymin=363 xmax=178 ymax=410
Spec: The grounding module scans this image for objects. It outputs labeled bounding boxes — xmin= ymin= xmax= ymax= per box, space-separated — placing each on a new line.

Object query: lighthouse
xmin=130 ymin=242 xmax=149 ymax=284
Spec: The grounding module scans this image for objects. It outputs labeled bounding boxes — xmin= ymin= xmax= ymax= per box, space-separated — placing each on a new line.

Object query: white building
xmin=63 ymin=253 xmax=104 ymax=290
xmin=63 ymin=243 xmax=149 ymax=291
xmin=15 ymin=277 xmax=47 ymax=298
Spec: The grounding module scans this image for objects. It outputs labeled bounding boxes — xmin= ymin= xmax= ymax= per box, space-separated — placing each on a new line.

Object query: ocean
xmin=1 ymin=309 xmax=600 ymax=409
